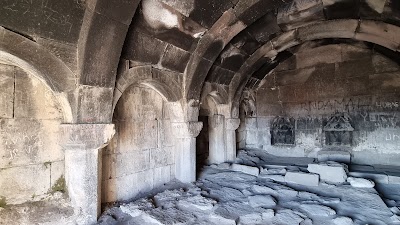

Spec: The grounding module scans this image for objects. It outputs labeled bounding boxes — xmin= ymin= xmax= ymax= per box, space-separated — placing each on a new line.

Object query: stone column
xmin=172 ymin=121 xmax=203 ymax=183
xmin=60 ymin=124 xmax=115 ymax=225
xmin=208 ymin=114 xmax=226 ymax=164
xmin=225 ymin=118 xmax=241 ymax=162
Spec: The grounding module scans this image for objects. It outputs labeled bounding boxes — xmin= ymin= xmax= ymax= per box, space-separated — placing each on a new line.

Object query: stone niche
xmin=271 ymin=117 xmax=295 ymax=146
xmin=323 ymin=113 xmax=354 ymax=146
xmin=102 ymin=85 xmax=175 ymax=203
xmin=0 ymin=64 xmax=64 ymax=205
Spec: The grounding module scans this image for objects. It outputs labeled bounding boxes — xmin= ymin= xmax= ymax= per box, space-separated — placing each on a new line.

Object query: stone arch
xmin=184 ymin=0 xmax=286 ymax=102
xmin=0 ymin=27 xmax=75 ymax=122
xmin=78 ymin=0 xmax=140 ymax=87
xmin=113 ymin=66 xmax=182 ymax=114
xmin=230 ymin=19 xmax=400 ymax=115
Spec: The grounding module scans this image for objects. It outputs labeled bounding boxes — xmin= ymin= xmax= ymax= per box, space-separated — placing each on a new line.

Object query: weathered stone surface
xmin=230 ymin=164 xmax=260 ymax=176
xmin=77 ymin=86 xmax=113 ymax=123
xmin=277 ymin=0 xmax=325 ymax=31
xmin=87 ymin=0 xmax=140 ymax=25
xmin=0 ymin=27 xmax=77 ymax=92
xmin=308 ymin=162 xmax=348 ymax=183
xmin=79 ymin=11 xmax=129 ymax=87
xmin=317 ymin=150 xmax=351 ymax=163
xmin=347 ymin=177 xmax=375 ymax=188
xmin=60 ymin=124 xmax=115 ymax=150
xmin=0 ymin=0 xmax=84 ymax=43
xmin=299 ymin=204 xmax=336 ymax=217
xmin=14 ymin=69 xmax=63 ymax=120
xmin=248 ymin=195 xmax=277 ymax=208
xmin=285 ymin=172 xmax=319 ymax=186
xmin=355 ymin=20 xmax=400 ymax=51
xmin=161 ymin=45 xmax=191 ymax=73
xmin=0 ymin=164 xmax=50 ymax=204
xmin=0 ymin=64 xmax=14 ymax=118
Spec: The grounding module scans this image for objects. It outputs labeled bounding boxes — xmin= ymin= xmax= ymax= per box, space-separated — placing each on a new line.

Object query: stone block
xmin=0 ymin=164 xmax=50 ymax=204
xmin=348 ymin=171 xmax=388 ymax=184
xmin=285 ymin=172 xmax=319 ymax=186
xmin=79 ymin=11 xmax=129 ymax=87
xmin=347 ymin=177 xmax=375 ymax=188
xmin=37 ymin=38 xmax=78 ymax=74
xmin=102 ymin=153 xmax=117 ymax=180
xmin=308 ymin=162 xmax=347 ymax=183
xmin=317 ymin=150 xmax=351 ymax=163
xmin=151 ymin=147 xmax=174 ymax=168
xmin=238 ymin=213 xmax=262 ymax=225
xmin=50 ymin=160 xmax=65 ymax=190
xmin=0 ymin=64 xmax=14 ymax=119
xmin=76 ymin=86 xmax=114 ymax=123
xmin=153 ymin=165 xmax=172 ymax=187
xmin=259 ymin=174 xmax=285 ymax=183
xmin=248 ymin=195 xmax=276 ymax=208
xmin=88 ymin=0 xmax=139 ymax=25
xmin=161 ymin=44 xmax=191 ymax=73
xmin=230 ymin=164 xmax=260 ymax=176
xmin=0 ymin=119 xmax=63 ymax=168
xmin=299 ymin=204 xmax=336 ymax=217
xmin=245 ymin=118 xmax=258 ymax=130
xmin=102 ymin=170 xmax=154 ymax=203
xmin=355 ymin=20 xmax=400 ymax=51
xmin=246 ymin=130 xmax=258 ymax=145
xmin=295 ymin=45 xmax=342 ymax=69
xmin=297 ymin=20 xmax=358 ymax=41
xmin=123 ymin=30 xmax=167 ymax=64
xmin=14 ymin=69 xmax=63 ymax=120
xmin=372 ymin=53 xmax=400 ymax=73
xmin=115 ymin=150 xmax=151 ymax=176
xmin=388 ymin=175 xmax=400 ymax=185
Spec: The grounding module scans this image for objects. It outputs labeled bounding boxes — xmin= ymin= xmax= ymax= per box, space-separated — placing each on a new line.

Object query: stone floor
xmin=97 ymin=149 xmax=400 ymax=225
xmin=1 ymin=149 xmax=399 ymax=225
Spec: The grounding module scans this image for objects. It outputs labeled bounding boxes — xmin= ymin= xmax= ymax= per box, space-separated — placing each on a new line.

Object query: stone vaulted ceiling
xmin=0 ymin=0 xmax=399 ymax=122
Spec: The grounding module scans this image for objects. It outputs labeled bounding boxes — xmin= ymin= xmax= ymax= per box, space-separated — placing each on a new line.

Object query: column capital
xmin=172 ymin=121 xmax=203 ymax=138
xmin=60 ymin=123 xmax=115 ymax=150
xmin=226 ymin=118 xmax=240 ymax=130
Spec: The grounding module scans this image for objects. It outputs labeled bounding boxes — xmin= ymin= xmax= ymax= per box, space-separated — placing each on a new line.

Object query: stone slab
xmin=308 ymin=163 xmax=347 ymax=183
xmin=285 ymin=172 xmax=319 ymax=186
xmin=230 ymin=164 xmax=260 ymax=176
xmin=347 ymin=177 xmax=375 ymax=188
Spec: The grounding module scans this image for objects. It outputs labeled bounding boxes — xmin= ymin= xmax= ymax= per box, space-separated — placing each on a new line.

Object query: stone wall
xmin=0 ymin=64 xmax=64 ymax=204
xmin=102 ymin=86 xmax=174 ymax=203
xmin=242 ymin=43 xmax=400 ymax=166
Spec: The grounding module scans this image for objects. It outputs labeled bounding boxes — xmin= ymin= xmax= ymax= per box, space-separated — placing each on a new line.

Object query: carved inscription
xmin=1 ymin=120 xmax=42 ymax=163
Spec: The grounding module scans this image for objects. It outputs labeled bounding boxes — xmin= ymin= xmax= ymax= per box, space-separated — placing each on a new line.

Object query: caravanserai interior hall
xmin=0 ymin=0 xmax=400 ymax=224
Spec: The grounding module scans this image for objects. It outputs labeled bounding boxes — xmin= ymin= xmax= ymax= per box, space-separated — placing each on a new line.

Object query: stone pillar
xmin=172 ymin=121 xmax=203 ymax=183
xmin=225 ymin=118 xmax=241 ymax=162
xmin=208 ymin=114 xmax=226 ymax=164
xmin=60 ymin=124 xmax=115 ymax=225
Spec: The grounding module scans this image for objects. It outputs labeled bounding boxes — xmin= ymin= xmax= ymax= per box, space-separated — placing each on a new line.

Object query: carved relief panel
xmin=323 ymin=113 xmax=354 ymax=146
xmin=271 ymin=117 xmax=295 ymax=145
